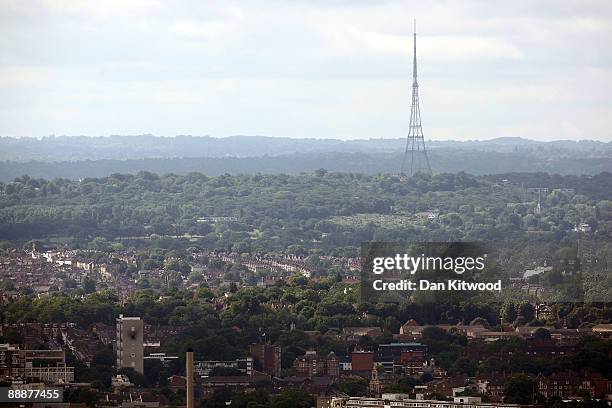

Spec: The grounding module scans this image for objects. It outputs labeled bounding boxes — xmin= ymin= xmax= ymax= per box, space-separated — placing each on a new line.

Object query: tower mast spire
xmin=413 ymin=19 xmax=417 ymax=83
xmin=400 ymin=19 xmax=432 ymax=176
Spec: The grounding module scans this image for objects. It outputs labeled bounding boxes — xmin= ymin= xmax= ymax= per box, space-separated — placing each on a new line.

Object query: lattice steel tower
xmin=400 ymin=20 xmax=432 ymax=176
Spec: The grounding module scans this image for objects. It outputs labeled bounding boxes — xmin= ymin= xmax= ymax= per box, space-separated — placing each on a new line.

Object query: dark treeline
xmin=0 ymin=150 xmax=611 ymax=182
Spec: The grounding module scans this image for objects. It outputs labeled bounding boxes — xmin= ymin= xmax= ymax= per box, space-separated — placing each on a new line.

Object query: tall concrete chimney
xmin=186 ymin=349 xmax=194 ymax=408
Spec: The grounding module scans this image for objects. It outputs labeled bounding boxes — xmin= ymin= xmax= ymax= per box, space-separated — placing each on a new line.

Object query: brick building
xmin=293 ymin=351 xmax=339 ymax=377
xmin=249 ymin=342 xmax=281 ymax=378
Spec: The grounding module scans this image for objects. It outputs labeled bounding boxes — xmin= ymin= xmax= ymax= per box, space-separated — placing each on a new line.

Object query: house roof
xmin=592 ymin=324 xmax=612 ymax=333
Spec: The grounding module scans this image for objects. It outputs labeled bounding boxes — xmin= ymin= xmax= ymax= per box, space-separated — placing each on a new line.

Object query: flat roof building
xmin=116 ymin=315 xmax=144 ymax=374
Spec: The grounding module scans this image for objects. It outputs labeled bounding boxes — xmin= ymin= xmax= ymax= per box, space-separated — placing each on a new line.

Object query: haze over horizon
xmin=1 ymin=1 xmax=611 ymax=142
xmin=2 ymin=134 xmax=610 ymax=144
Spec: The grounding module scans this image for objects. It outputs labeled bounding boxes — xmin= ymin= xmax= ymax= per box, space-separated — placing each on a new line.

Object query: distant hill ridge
xmin=0 ymin=135 xmax=609 ymax=162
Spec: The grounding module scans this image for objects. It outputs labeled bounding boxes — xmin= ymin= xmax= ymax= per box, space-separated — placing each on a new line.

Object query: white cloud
xmin=0 ymin=0 xmax=610 ymax=140
xmin=37 ymin=0 xmax=166 ymax=22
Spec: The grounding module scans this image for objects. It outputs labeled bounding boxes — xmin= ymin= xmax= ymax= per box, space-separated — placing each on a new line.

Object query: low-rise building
xmin=0 ymin=345 xmax=74 ymax=383
xmin=326 ymin=396 xmax=535 ymax=408
xmin=194 ymin=357 xmax=254 ymax=378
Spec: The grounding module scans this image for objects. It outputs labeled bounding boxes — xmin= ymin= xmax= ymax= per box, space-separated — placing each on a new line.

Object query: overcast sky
xmin=1 ymin=0 xmax=611 ymax=141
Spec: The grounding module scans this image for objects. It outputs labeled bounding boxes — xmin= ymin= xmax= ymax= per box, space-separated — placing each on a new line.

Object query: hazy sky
xmin=1 ymin=0 xmax=611 ymax=141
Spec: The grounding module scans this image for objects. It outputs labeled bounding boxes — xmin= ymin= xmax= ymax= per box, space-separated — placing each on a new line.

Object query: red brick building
xmin=249 ymin=342 xmax=281 ymax=378
xmin=351 ymin=350 xmax=374 ymax=372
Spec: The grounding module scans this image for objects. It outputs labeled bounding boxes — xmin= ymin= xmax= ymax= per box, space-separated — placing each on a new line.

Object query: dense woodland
xmin=0 ymin=171 xmax=611 ymax=249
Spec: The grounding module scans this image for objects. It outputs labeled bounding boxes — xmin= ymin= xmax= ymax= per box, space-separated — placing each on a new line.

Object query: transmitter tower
xmin=400 ymin=20 xmax=432 ymax=176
